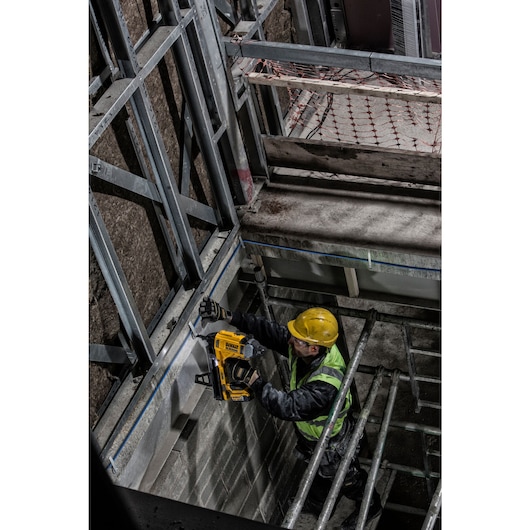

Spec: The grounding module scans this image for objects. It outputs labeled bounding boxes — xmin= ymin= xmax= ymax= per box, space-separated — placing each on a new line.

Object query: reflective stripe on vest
xmin=289 ymin=344 xmax=352 ymax=441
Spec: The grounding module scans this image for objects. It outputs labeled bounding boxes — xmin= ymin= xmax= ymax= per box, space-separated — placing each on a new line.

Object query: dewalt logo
xmin=225 ymin=342 xmax=238 ymax=353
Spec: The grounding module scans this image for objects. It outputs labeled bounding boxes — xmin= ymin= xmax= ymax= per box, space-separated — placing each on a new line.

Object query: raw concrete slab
xmin=240 ymin=182 xmax=440 ymax=259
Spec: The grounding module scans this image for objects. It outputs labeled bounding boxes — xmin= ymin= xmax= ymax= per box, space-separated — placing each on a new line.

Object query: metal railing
xmin=281 ymin=310 xmax=377 ymax=528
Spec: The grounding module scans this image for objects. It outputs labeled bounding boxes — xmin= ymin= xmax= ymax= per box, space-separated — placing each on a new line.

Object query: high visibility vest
xmin=289 ymin=344 xmax=352 ymax=441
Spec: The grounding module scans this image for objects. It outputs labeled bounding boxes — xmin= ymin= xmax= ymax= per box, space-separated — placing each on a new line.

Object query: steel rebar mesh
xmin=249 ymin=59 xmax=441 ymax=153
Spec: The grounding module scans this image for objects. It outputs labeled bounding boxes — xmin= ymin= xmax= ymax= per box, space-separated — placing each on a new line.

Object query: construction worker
xmin=199 ymin=296 xmax=382 ymax=529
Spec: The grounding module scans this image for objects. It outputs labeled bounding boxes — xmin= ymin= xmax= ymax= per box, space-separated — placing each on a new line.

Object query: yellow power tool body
xmin=195 ymin=329 xmax=255 ymax=402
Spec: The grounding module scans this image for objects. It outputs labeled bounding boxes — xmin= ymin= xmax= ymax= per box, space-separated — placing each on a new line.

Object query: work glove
xmin=228 ymin=358 xmax=258 ymax=387
xmin=199 ymin=296 xmax=232 ymax=322
xmin=243 ymin=337 xmax=267 ymax=359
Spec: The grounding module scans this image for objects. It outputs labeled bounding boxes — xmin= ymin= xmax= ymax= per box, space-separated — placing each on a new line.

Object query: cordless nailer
xmin=194 ymin=329 xmax=265 ymax=402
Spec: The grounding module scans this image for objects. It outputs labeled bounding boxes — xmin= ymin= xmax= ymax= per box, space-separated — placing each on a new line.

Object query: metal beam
xmin=225 ymin=39 xmax=441 ymax=80
xmin=288 ymin=0 xmax=314 ymax=45
xmin=270 ymin=170 xmax=441 ymax=202
xmin=89 ymin=21 xmax=187 ymax=148
xmin=268 ymin=296 xmax=441 ymax=331
xmin=240 ymin=271 xmax=440 ymax=310
xmin=229 ymin=0 xmax=282 ymax=40
xmin=89 ymin=77 xmax=138 ymax=147
xmin=402 ymin=324 xmax=421 ymax=412
xmin=240 ymin=174 xmax=441 ymax=280
xmin=135 ymin=25 xmax=182 ymax=71
xmin=123 ymin=117 xmax=188 ymax=284
xmin=89 ymin=1 xmax=118 ymax=78
xmin=214 ymin=0 xmax=237 ymax=26
xmin=92 ymin=0 xmax=207 ymax=284
xmin=89 ymin=156 xmax=162 ymax=203
xmin=89 ymin=187 xmax=156 ymax=365
xmin=158 ymin=0 xmax=240 ymax=224
xmin=130 ymin=88 xmax=206 ymax=285
xmin=305 ymin=0 xmax=331 ymax=46
xmin=89 ymin=343 xmax=135 ymax=365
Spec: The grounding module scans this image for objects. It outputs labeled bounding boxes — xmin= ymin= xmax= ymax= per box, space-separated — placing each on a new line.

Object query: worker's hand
xmin=229 ymin=359 xmax=259 ymax=387
xmin=243 ymin=337 xmax=266 ymax=359
xmin=199 ymin=296 xmax=232 ymax=322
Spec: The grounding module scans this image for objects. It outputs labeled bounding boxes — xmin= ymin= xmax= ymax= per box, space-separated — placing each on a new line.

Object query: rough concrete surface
xmin=240 ymin=182 xmax=441 ymax=256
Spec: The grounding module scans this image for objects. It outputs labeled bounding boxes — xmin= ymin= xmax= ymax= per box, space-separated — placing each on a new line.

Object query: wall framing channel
xmin=89 ymin=0 xmax=253 ymax=373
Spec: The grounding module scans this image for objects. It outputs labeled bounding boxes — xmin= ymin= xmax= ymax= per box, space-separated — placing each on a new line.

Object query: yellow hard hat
xmin=287 ymin=308 xmax=339 ymax=348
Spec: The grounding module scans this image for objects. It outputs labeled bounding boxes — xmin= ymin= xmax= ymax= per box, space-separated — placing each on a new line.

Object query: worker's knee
xmin=342 ymin=468 xmax=367 ymax=500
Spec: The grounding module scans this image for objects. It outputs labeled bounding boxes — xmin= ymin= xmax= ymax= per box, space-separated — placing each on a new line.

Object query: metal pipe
xmin=355 ymin=364 xmax=440 ymax=386
xmin=268 ymin=296 xmax=440 ymax=331
xmin=385 ymin=502 xmax=427 ymax=516
xmin=421 ymin=431 xmax=434 ymax=498
xmin=253 ymin=266 xmax=290 ymax=391
xmin=281 ymin=310 xmax=377 ymax=528
xmin=253 ymin=265 xmax=273 ymax=321
xmin=350 ymin=412 xmax=441 ymax=437
xmin=315 ymin=367 xmax=386 ymax=530
xmin=355 ymin=370 xmax=401 ymax=530
xmin=358 ymin=458 xmax=440 ymax=480
xmin=421 ymin=479 xmax=441 ymax=530
xmin=402 ymin=324 xmax=421 ymax=412
xmin=380 ymin=469 xmax=397 ymax=507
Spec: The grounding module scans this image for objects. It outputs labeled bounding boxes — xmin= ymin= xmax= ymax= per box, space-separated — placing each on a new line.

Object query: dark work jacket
xmin=230 ymin=311 xmax=339 ymax=424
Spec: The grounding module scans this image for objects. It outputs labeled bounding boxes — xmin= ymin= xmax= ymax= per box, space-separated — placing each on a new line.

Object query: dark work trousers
xmin=294 ymin=417 xmax=366 ymax=510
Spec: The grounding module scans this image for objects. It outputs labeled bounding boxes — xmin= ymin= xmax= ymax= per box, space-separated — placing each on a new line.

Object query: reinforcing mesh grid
xmin=250 ymin=59 xmax=441 ymax=154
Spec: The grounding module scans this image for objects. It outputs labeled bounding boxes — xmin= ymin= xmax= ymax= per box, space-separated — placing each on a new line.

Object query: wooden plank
xmin=263 ymin=135 xmax=441 ymax=186
xmin=246 ymin=72 xmax=441 ymax=103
